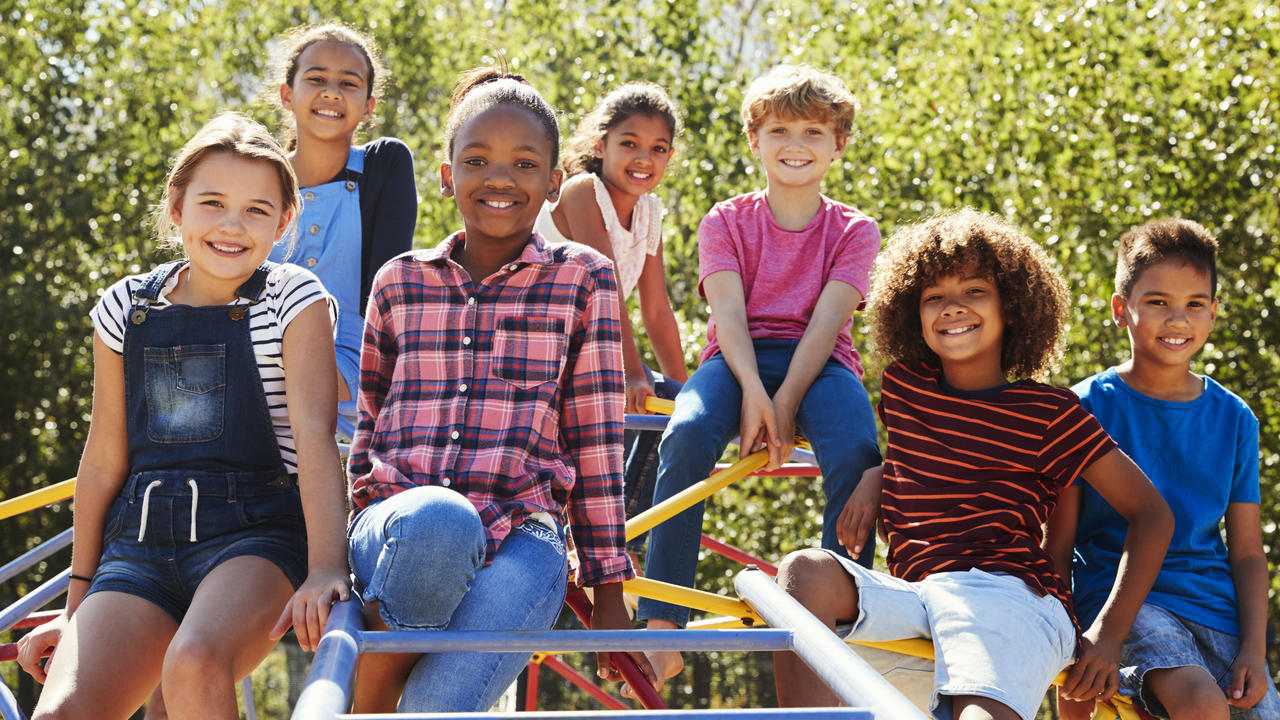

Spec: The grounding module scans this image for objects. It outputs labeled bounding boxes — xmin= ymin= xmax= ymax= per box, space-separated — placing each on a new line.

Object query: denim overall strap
xmin=122 ymin=265 xmax=286 ymax=477
xmin=268 ymin=146 xmax=364 ymax=400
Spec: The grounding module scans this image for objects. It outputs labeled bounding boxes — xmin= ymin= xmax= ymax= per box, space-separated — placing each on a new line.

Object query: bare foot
xmin=621 ymin=620 xmax=684 ymax=698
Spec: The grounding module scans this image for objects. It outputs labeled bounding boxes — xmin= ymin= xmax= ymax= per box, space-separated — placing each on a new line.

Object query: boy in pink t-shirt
xmin=633 ymin=64 xmax=882 ymax=691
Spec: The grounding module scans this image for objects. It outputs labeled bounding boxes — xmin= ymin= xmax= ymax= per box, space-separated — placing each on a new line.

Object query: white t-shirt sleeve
xmin=266 ymin=263 xmax=338 ymax=337
xmin=90 ymin=275 xmax=142 ymax=355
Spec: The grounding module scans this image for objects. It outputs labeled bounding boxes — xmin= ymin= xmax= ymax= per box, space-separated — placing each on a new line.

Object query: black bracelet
xmin=68 ymin=573 xmax=93 ymax=583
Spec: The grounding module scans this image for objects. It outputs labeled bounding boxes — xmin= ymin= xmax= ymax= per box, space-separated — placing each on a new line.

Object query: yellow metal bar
xmin=0 ymin=479 xmax=76 ymax=521
xmin=687 ymin=616 xmax=753 ymax=629
xmin=625 ymin=452 xmax=769 ymax=541
xmin=623 ymin=577 xmax=761 ymax=624
xmin=643 ymin=396 xmax=675 ymax=415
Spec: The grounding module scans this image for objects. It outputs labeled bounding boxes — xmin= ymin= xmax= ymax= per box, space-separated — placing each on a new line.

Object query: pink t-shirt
xmin=697 ymin=191 xmax=880 ymax=377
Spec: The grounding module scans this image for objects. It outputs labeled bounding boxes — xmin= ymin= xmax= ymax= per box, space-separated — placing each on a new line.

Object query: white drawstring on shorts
xmin=135 ymin=478 xmax=200 ymax=542
xmin=137 ymin=480 xmax=163 ymax=542
xmin=187 ymin=478 xmax=199 ymax=542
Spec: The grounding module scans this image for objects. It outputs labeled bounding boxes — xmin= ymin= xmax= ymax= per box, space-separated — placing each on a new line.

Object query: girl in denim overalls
xmin=17 ymin=114 xmax=351 ymax=720
xmin=271 ymin=23 xmax=418 ymax=405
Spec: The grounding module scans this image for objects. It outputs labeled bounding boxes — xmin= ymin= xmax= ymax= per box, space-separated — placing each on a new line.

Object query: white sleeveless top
xmin=535 ymin=174 xmax=664 ymax=299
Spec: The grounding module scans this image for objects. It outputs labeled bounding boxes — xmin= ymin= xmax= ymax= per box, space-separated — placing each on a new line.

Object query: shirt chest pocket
xmin=491 ymin=316 xmax=568 ymax=390
xmin=143 ymin=344 xmax=226 ymax=443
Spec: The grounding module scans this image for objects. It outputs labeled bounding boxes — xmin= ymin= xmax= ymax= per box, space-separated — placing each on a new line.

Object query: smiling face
xmin=748 ymin=112 xmax=845 ymax=191
xmin=595 ymin=112 xmax=672 ymax=198
xmin=172 ymin=152 xmax=291 ymax=291
xmin=919 ymin=271 xmax=1007 ymax=390
xmin=441 ymin=104 xmax=562 ymax=249
xmin=1113 ymin=259 xmax=1217 ymax=372
xmin=280 ymin=40 xmax=375 ymax=144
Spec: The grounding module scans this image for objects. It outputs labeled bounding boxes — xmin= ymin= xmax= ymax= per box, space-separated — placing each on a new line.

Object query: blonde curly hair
xmin=868 ymin=209 xmax=1069 ymax=380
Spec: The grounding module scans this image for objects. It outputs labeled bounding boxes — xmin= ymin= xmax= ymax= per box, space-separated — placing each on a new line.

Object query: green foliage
xmin=2 ymin=1 xmax=1277 ymax=717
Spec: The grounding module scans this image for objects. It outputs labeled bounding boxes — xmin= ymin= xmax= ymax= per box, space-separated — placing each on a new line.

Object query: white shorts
xmin=830 ymin=552 xmax=1077 ymax=720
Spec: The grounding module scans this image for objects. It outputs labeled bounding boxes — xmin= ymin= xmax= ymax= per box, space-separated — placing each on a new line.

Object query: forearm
xmin=1088 ymin=508 xmax=1171 ymax=644
xmin=619 ymin=308 xmax=646 ymax=380
xmin=642 ymin=303 xmax=688 ymax=383
xmin=67 ymin=469 xmax=124 ymax=613
xmin=295 ymin=433 xmax=351 ymax=573
xmin=776 ymin=281 xmax=859 ymax=407
xmin=1232 ymin=552 xmax=1270 ymax=655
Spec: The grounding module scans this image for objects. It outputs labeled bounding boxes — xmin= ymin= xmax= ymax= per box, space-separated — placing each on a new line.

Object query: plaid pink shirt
xmin=348 ymin=232 xmax=632 ymax=587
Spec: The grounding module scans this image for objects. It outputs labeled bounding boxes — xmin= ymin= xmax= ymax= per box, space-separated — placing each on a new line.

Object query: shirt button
xmin=507 ymin=263 xmax=518 ymax=272
xmin=458 ymin=383 xmax=468 ymax=393
xmin=304 ymin=191 xmax=315 ymax=201
xmin=450 ymin=430 xmax=461 ymax=440
xmin=346 ymin=180 xmax=357 ymax=191
xmin=441 ymin=477 xmax=452 ymax=487
xmin=462 ymin=336 xmax=472 ymax=346
xmin=309 ymin=224 xmax=320 ymax=235
xmin=466 ymin=296 xmax=477 ymax=306
xmin=306 ymin=258 xmax=318 ymax=267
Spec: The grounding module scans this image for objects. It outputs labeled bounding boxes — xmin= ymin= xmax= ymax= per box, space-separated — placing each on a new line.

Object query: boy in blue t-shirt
xmin=1048 ymin=219 xmax=1280 ymax=720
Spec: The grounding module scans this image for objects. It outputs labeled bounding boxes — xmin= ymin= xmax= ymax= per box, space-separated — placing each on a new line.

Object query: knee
xmin=162 ymin=636 xmax=233 ymax=689
xmin=776 ymin=549 xmax=850 ymax=611
xmin=1166 ymin=690 xmax=1228 ymax=720
xmin=384 ymin=487 xmax=484 ymax=557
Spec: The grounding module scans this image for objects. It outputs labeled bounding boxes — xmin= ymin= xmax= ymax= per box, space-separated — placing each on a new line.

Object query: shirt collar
xmin=423 ymin=231 xmax=557 ymax=268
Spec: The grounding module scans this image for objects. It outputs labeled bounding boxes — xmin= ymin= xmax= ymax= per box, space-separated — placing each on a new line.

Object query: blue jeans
xmin=638 ymin=340 xmax=881 ymax=626
xmin=624 ymin=367 xmax=683 ymax=552
xmin=348 ymin=486 xmax=568 ymax=712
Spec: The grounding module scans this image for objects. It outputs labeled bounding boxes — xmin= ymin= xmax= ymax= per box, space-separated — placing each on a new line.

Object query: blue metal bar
xmin=352 ymin=710 xmax=873 ymax=719
xmin=291 ymin=598 xmax=363 ymax=720
xmin=358 ymin=628 xmax=794 ymax=654
xmin=0 ymin=569 xmax=69 ymax=633
xmin=734 ymin=568 xmax=925 ymax=720
xmin=0 ymin=682 xmax=27 ymax=720
xmin=0 ymin=529 xmax=73 ymax=586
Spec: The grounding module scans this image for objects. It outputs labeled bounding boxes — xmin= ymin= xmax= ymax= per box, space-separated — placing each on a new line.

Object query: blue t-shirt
xmin=1070 ymin=367 xmax=1260 ymax=634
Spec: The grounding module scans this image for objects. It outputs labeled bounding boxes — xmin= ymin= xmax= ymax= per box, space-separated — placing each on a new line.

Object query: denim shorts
xmin=86 ymin=470 xmax=309 ymax=623
xmin=830 ymin=551 xmax=1076 ymax=720
xmin=1120 ymin=602 xmax=1280 ymax=719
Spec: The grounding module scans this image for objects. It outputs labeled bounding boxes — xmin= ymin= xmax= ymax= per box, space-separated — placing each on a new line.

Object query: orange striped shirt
xmin=878 ymin=362 xmax=1115 ymax=625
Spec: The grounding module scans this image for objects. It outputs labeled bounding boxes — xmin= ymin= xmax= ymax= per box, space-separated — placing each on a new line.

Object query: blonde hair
xmin=156 ymin=112 xmax=300 ymax=253
xmin=740 ymin=65 xmax=857 ymax=140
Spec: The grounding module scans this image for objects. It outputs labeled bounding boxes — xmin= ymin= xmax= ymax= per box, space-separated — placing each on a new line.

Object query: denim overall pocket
xmin=491 ymin=317 xmax=567 ymax=389
xmin=144 ymin=344 xmax=227 ymax=443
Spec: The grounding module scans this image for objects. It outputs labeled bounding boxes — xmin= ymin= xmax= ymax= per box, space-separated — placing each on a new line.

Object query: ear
xmin=833 ymin=133 xmax=849 ymax=157
xmin=362 ymin=95 xmax=376 ymax=120
xmin=440 ymin=162 xmax=454 ymax=198
xmin=747 ymin=130 xmax=761 ymax=158
xmin=277 ymin=206 xmax=296 ymax=239
xmin=280 ymin=83 xmax=294 ymax=111
xmin=168 ymin=189 xmax=183 ymax=227
xmin=546 ymin=168 xmax=564 ymax=204
xmin=1110 ymin=293 xmax=1129 ymax=327
xmin=1208 ymin=298 xmax=1218 ymax=332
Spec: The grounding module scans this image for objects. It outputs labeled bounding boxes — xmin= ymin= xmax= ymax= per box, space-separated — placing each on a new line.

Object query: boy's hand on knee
xmin=1228 ymin=652 xmax=1269 ymax=708
xmin=1059 ymin=627 xmax=1120 ymax=703
xmin=271 ymin=566 xmax=351 ymax=652
xmin=1055 ymin=687 xmax=1097 ymax=720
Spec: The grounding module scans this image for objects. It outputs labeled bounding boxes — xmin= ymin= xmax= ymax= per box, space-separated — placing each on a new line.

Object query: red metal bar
xmin=525 ymin=659 xmax=541 ymax=711
xmin=540 ymin=654 xmax=630 ymax=711
xmin=9 ymin=610 xmax=60 ymax=630
xmin=700 ymin=534 xmax=778 ymax=577
xmin=563 ymin=586 xmax=667 ymax=710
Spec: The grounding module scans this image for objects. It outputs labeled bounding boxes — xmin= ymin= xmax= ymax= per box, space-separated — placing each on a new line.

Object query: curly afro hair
xmin=868 ymin=208 xmax=1069 ymax=380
